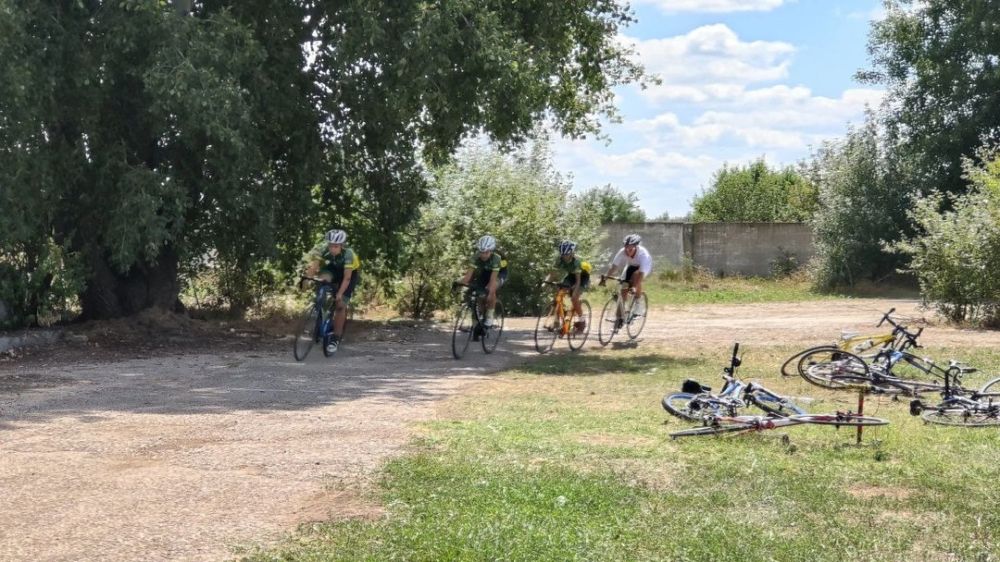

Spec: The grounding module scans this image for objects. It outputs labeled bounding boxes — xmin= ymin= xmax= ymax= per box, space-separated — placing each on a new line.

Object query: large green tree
xmin=859 ymin=0 xmax=1000 ymax=195
xmin=0 ymin=0 xmax=644 ymax=323
xmin=571 ymin=185 xmax=646 ymax=224
xmin=691 ymin=159 xmax=816 ymax=222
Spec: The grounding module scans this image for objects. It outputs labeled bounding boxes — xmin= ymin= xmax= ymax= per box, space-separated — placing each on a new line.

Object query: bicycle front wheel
xmin=626 ymin=292 xmax=648 ymax=340
xmin=670 ymin=422 xmax=756 ymax=439
xmin=662 ymin=393 xmax=726 ymax=421
xmin=568 ymin=300 xmax=592 ymax=351
xmin=747 ymin=389 xmax=806 ymax=417
xmin=797 ymin=348 xmax=872 ymax=390
xmin=481 ymin=301 xmax=505 ymax=354
xmin=534 ymin=303 xmax=559 ymax=354
xmin=451 ymin=304 xmax=476 ymax=359
xmin=978 ymin=377 xmax=1000 ymax=399
xmin=293 ymin=304 xmax=321 ymax=361
xmin=597 ymin=296 xmax=620 ymax=347
xmin=788 ymin=413 xmax=889 ymax=427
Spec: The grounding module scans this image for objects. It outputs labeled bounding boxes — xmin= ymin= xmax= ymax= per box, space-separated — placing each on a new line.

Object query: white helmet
xmin=476 ymin=234 xmax=497 ymax=252
xmin=325 ymin=229 xmax=347 ymax=244
xmin=623 ymin=233 xmax=641 ymax=246
xmin=559 ymin=240 xmax=577 ymax=255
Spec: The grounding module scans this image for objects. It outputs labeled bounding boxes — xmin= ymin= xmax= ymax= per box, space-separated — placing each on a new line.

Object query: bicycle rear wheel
xmin=626 ymin=293 xmax=648 ymax=340
xmin=451 ymin=304 xmax=476 ymax=359
xmin=797 ymin=348 xmax=872 ymax=390
xmin=293 ymin=304 xmax=321 ymax=361
xmin=568 ymin=300 xmax=592 ymax=351
xmin=597 ymin=296 xmax=620 ymax=347
xmin=788 ymin=413 xmax=889 ymax=427
xmin=534 ymin=303 xmax=559 ymax=354
xmin=481 ymin=301 xmax=505 ymax=354
xmin=920 ymin=407 xmax=1000 ymax=427
xmin=780 ymin=345 xmax=831 ymax=377
xmin=747 ymin=389 xmax=806 ymax=417
xmin=978 ymin=377 xmax=1000 ymax=399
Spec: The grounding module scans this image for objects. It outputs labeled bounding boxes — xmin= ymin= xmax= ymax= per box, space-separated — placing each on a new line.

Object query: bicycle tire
xmin=534 ymin=303 xmax=559 ymax=354
xmin=920 ymin=407 xmax=1000 ymax=427
xmin=788 ymin=413 xmax=889 ymax=427
xmin=746 ymin=388 xmax=806 ymax=417
xmin=293 ymin=304 xmax=321 ymax=361
xmin=780 ymin=345 xmax=831 ymax=377
xmin=568 ymin=300 xmax=592 ymax=351
xmin=977 ymin=377 xmax=1000 ymax=399
xmin=481 ymin=300 xmax=505 ymax=354
xmin=451 ymin=304 xmax=475 ymax=359
xmin=669 ymin=422 xmax=757 ymax=439
xmin=797 ymin=347 xmax=872 ymax=390
xmin=597 ymin=296 xmax=620 ymax=347
xmin=626 ymin=292 xmax=648 ymax=340
xmin=662 ymin=392 xmax=727 ymax=421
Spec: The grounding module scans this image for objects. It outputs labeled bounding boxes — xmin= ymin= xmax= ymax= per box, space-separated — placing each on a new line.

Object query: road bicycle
xmin=451 ymin=281 xmax=505 ymax=359
xmin=910 ymin=367 xmax=1000 ymax=426
xmin=597 ymin=274 xmax=647 ymax=346
xmin=669 ymin=411 xmax=889 ymax=438
xmin=796 ymin=346 xmax=980 ymax=396
xmin=780 ymin=308 xmax=922 ymax=377
xmin=662 ymin=343 xmax=806 ymax=421
xmin=534 ymin=281 xmax=591 ymax=353
xmin=293 ymin=276 xmax=352 ymax=361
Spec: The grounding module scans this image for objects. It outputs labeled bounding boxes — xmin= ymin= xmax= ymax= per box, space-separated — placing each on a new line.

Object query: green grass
xmin=240 ymin=345 xmax=1000 ymax=562
xmin=639 ymin=272 xmax=830 ymax=306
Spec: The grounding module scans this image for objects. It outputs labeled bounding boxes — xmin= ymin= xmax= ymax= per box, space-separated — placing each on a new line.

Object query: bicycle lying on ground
xmin=662 ymin=343 xmax=806 ymax=421
xmin=293 ymin=276 xmax=352 ymax=361
xmin=780 ymin=308 xmax=922 ymax=377
xmin=909 ymin=368 xmax=1000 ymax=426
xmin=451 ymin=281 xmax=505 ymax=359
xmin=597 ymin=274 xmax=647 ymax=346
xmin=534 ymin=281 xmax=591 ymax=353
xmin=669 ymin=411 xmax=889 ymax=438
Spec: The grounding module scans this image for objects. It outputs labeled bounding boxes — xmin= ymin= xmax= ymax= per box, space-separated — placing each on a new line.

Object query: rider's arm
xmin=603 ymin=248 xmax=625 ymax=279
xmin=461 ymin=268 xmax=474 ymax=284
xmin=487 ymin=267 xmax=499 ymax=292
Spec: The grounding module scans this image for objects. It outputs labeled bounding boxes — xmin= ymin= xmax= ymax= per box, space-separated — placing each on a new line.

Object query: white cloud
xmin=635 ymin=0 xmax=789 ymax=13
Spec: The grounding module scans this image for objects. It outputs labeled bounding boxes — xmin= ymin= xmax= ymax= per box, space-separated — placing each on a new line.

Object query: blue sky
xmin=551 ymin=0 xmax=887 ymax=218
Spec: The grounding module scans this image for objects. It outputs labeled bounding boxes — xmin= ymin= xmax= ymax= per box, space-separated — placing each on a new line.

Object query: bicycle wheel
xmin=534 ymin=303 xmax=559 ymax=354
xmin=978 ymin=377 xmax=1000 ymax=399
xmin=293 ymin=304 xmax=321 ymax=361
xmin=780 ymin=345 xmax=831 ymax=377
xmin=920 ymin=407 xmax=1000 ymax=427
xmin=797 ymin=347 xmax=872 ymax=390
xmin=661 ymin=393 xmax=727 ymax=421
xmin=788 ymin=413 xmax=889 ymax=427
xmin=481 ymin=300 xmax=505 ymax=354
xmin=597 ymin=296 xmax=620 ymax=347
xmin=451 ymin=304 xmax=475 ymax=359
xmin=746 ymin=388 xmax=806 ymax=417
xmin=625 ymin=292 xmax=648 ymax=340
xmin=669 ymin=422 xmax=757 ymax=439
xmin=568 ymin=300 xmax=592 ymax=351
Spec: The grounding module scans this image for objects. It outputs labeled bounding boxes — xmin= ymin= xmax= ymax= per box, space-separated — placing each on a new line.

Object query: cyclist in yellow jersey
xmin=458 ymin=234 xmax=508 ymax=330
xmin=303 ymin=228 xmax=361 ymax=354
xmin=542 ymin=240 xmax=591 ymax=332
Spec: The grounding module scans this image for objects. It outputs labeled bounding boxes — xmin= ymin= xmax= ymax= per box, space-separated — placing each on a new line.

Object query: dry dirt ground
xmin=1 ymin=298 xmax=998 ymax=561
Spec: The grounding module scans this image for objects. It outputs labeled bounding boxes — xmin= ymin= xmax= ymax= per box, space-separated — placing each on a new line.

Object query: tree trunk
xmin=79 ymin=245 xmax=183 ymax=320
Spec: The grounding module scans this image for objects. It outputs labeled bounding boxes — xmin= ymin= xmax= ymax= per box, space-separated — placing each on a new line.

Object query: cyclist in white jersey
xmin=599 ymin=234 xmax=652 ymax=318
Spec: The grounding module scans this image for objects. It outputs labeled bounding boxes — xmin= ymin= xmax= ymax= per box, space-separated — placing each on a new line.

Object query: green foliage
xmin=808 ymin=117 xmax=914 ymax=288
xmin=859 ymin=0 xmax=1000 ymax=197
xmin=0 ymin=241 xmax=85 ymax=328
xmin=691 ymin=159 xmax=817 ymax=222
xmin=895 ymin=150 xmax=1000 ymax=324
xmin=571 ymin=185 xmax=647 ymax=224
xmin=396 ymin=142 xmax=601 ymax=318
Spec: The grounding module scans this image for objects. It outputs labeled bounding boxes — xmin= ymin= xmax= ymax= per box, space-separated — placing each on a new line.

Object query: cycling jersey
xmin=611 ymin=245 xmax=652 ymax=276
xmin=308 ymin=242 xmax=361 ymax=280
xmin=471 ymin=252 xmax=503 ymax=275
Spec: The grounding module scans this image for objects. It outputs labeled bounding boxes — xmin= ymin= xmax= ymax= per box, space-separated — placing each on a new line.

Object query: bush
xmin=0 ymin=240 xmax=85 ymax=328
xmin=895 ymin=150 xmax=1000 ymax=325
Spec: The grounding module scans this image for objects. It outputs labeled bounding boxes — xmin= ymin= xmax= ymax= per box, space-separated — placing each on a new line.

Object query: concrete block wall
xmin=598 ymin=222 xmax=814 ymax=277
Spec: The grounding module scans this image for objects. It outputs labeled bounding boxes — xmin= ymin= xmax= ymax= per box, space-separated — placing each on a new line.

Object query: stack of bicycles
xmin=663 ymin=343 xmax=888 ymax=438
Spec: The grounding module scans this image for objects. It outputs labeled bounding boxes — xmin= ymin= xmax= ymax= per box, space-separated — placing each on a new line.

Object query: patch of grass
xmin=639 ymin=271 xmax=830 ymax=306
xmin=243 ymin=345 xmax=1000 ymax=561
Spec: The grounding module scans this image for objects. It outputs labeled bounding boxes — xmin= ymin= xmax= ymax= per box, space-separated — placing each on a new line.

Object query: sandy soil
xmin=1 ymin=298 xmax=998 ymax=561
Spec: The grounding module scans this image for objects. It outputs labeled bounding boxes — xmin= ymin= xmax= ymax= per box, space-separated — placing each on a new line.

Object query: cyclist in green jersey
xmin=304 ymin=229 xmax=361 ymax=354
xmin=542 ymin=240 xmax=592 ymax=332
xmin=458 ymin=234 xmax=508 ymax=330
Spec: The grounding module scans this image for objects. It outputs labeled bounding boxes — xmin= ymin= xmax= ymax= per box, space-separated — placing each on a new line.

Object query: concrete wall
xmin=598 ymin=222 xmax=814 ymax=277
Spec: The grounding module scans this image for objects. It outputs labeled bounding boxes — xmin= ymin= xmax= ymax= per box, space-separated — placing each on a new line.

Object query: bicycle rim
xmin=662 ymin=393 xmax=726 ymax=422
xmin=293 ymin=305 xmax=320 ymax=361
xmin=626 ymin=292 xmax=648 ymax=340
xmin=597 ymin=296 xmax=620 ymax=346
xmin=921 ymin=408 xmax=1000 ymax=427
xmin=451 ymin=305 xmax=475 ymax=359
xmin=978 ymin=377 xmax=1000 ymax=399
xmin=797 ymin=348 xmax=872 ymax=390
xmin=481 ymin=301 xmax=505 ymax=354
xmin=534 ymin=303 xmax=559 ymax=354
xmin=568 ymin=300 xmax=592 ymax=351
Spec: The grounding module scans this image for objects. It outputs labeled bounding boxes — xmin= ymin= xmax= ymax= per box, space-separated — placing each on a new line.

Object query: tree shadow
xmin=516 ymin=350 xmax=704 ymax=377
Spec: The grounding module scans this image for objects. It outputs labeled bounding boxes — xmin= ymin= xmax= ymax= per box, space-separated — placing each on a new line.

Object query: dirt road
xmin=1 ymin=298 xmax=994 ymax=561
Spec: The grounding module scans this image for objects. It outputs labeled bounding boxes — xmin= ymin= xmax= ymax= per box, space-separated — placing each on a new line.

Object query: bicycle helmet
xmin=476 ymin=234 xmax=497 ymax=252
xmin=623 ymin=233 xmax=641 ymax=246
xmin=559 ymin=240 xmax=577 ymax=255
xmin=325 ymin=229 xmax=347 ymax=244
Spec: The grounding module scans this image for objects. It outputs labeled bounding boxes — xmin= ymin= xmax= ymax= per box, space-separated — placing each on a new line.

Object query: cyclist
xmin=458 ymin=234 xmax=507 ymax=334
xmin=542 ymin=240 xmax=592 ymax=333
xmin=599 ymin=233 xmax=652 ymax=326
xmin=303 ymin=228 xmax=360 ymax=354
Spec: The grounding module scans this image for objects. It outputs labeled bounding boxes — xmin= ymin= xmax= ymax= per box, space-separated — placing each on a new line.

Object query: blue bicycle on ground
xmin=293 ymin=276 xmax=351 ymax=361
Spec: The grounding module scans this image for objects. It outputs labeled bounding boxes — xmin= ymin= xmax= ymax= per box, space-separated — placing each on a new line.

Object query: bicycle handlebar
xmin=876 ymin=308 xmax=897 ymax=328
